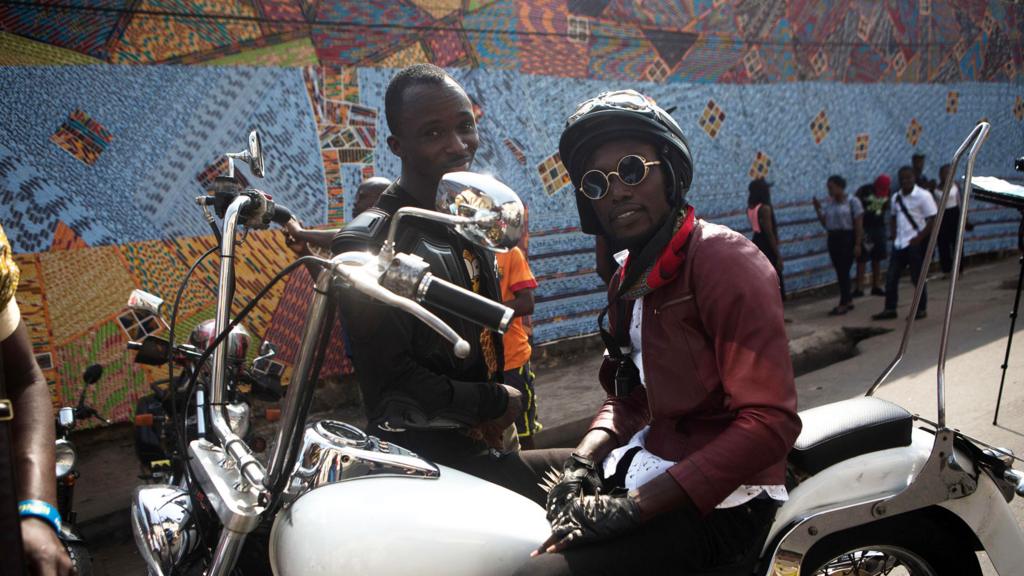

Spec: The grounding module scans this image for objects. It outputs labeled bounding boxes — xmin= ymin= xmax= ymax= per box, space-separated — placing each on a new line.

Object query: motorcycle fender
xmin=270 ymin=465 xmax=550 ymax=576
xmin=765 ymin=428 xmax=933 ymax=547
xmin=938 ymin=472 xmax=1024 ymax=574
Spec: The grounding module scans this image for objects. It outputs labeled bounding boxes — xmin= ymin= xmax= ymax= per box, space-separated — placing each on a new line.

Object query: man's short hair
xmin=385 ymin=63 xmax=451 ymax=135
xmin=827 ymin=174 xmax=846 ymax=189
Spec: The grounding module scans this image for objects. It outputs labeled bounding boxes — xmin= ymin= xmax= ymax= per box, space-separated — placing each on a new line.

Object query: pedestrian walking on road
xmin=747 ymin=178 xmax=785 ymax=299
xmin=872 ymin=166 xmax=938 ymax=321
xmin=813 ymin=175 xmax=863 ymax=316
xmin=934 ymin=163 xmax=972 ymax=276
xmin=854 ymin=176 xmax=890 ymax=297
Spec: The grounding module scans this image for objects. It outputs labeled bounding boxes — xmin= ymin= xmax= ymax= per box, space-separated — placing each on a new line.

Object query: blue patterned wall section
xmin=0 ymin=66 xmax=324 ymax=253
xmin=1 ymin=0 xmax=1023 ymax=423
xmin=353 ymin=68 xmax=1024 ymax=341
xmin=2 ymin=65 xmax=1023 ymax=349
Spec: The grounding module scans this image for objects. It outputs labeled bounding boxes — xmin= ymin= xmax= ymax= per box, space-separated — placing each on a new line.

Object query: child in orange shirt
xmin=495 ymin=247 xmax=542 ymax=449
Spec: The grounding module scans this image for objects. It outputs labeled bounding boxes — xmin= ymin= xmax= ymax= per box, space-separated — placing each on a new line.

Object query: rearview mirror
xmin=247 ymin=130 xmax=265 ymax=178
xmin=83 ymin=364 xmax=103 ymax=385
xmin=133 ymin=336 xmax=171 ymax=366
xmin=226 ymin=129 xmax=265 ymax=179
xmin=435 ymin=172 xmax=524 ymax=251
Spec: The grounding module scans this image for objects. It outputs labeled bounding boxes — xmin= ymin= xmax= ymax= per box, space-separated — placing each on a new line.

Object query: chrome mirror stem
xmin=380 ymin=207 xmax=476 ymax=268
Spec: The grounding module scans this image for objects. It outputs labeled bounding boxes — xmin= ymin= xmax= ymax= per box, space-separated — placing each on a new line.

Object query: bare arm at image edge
xmin=2 ymin=299 xmax=73 ymax=576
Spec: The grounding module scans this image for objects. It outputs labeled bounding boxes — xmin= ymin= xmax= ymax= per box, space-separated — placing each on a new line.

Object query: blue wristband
xmin=18 ymin=499 xmax=62 ymax=534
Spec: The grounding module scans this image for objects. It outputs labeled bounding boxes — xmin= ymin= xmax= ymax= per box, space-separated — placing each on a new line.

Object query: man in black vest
xmin=282 ymin=65 xmax=563 ymax=505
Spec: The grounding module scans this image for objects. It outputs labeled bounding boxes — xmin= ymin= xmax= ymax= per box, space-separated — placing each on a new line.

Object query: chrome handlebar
xmin=334 ymin=253 xmax=472 ymax=358
xmin=199 ymin=197 xmax=486 ymax=576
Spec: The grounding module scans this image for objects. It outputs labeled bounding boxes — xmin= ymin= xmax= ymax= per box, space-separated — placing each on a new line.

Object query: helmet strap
xmin=659 ymin=146 xmax=682 ymax=207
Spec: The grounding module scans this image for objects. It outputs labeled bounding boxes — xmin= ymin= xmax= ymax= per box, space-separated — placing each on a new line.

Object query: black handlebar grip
xmin=270 ymin=203 xmax=293 ymax=225
xmin=420 ymin=275 xmax=513 ymax=334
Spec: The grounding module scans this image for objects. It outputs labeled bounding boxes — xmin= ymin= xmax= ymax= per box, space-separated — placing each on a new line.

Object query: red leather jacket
xmin=590 ymin=220 xmax=801 ymax=515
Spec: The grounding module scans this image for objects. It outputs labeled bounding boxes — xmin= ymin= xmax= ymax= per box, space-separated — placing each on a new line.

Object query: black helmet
xmin=559 ymin=90 xmax=694 ymax=234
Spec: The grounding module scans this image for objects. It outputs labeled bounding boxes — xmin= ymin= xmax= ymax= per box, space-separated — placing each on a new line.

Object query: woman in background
xmin=813 ymin=175 xmax=864 ymax=315
xmin=747 ymin=178 xmax=785 ymax=299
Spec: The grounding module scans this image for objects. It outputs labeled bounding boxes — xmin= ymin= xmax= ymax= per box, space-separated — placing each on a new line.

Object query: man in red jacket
xmin=517 ymin=90 xmax=801 ymax=575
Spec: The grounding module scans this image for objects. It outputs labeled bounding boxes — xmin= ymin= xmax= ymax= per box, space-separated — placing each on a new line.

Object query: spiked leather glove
xmin=544 ymin=453 xmax=604 ymax=521
xmin=548 ymin=494 xmax=642 ymax=549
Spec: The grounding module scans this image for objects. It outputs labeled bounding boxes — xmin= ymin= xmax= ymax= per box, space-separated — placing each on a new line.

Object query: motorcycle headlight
xmin=131 ymin=485 xmax=198 ymax=576
xmin=55 ymin=440 xmax=76 ymax=478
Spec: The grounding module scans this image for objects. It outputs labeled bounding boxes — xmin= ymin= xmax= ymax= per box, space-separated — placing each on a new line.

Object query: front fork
xmin=198 ymin=267 xmax=333 ymax=576
xmin=56 ymin=471 xmax=77 ymax=526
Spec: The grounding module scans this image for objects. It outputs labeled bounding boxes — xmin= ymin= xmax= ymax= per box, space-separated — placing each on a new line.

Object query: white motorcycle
xmin=131 ymin=124 xmax=1024 ymax=576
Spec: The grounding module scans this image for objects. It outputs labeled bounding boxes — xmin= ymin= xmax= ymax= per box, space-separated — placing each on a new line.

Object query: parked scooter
xmin=56 ymin=363 xmax=110 ymax=576
xmin=128 ymin=292 xmax=282 ymax=484
xmin=130 ymin=125 xmax=1024 ymax=576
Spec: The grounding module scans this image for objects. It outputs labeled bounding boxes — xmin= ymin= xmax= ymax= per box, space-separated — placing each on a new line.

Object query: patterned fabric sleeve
xmin=0 ymin=222 xmax=23 ymax=340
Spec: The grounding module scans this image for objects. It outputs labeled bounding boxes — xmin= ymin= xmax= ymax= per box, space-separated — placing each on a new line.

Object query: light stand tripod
xmin=977 ymin=156 xmax=1024 ymax=425
xmin=993 ymin=209 xmax=1024 ymax=425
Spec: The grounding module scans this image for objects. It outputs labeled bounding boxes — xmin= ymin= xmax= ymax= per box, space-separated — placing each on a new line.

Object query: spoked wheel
xmin=801 ymin=512 xmax=981 ymax=576
xmin=809 ymin=545 xmax=938 ymax=575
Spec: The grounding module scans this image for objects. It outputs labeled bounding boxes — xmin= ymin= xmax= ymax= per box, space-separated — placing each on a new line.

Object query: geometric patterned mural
xmin=0 ymin=2 xmax=1019 ymax=83
xmin=1 ymin=0 xmax=1023 ymax=424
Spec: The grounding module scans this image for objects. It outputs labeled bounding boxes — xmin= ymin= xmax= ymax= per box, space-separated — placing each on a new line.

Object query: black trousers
xmin=885 ymin=243 xmax=928 ymax=312
xmin=936 ymin=206 xmax=960 ymax=274
xmin=508 ymin=450 xmax=778 ymax=576
xmin=827 ymin=230 xmax=855 ymax=305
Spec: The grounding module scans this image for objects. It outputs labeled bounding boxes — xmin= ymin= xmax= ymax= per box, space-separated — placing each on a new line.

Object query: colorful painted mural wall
xmin=1 ymin=1 xmax=1022 ymax=424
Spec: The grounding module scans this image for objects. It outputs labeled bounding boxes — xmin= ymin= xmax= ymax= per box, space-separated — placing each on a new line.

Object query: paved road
xmin=81 ymin=256 xmax=1024 ymax=574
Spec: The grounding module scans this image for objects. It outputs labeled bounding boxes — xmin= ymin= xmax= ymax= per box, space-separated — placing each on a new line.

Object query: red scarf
xmin=618 ymin=206 xmax=697 ymax=299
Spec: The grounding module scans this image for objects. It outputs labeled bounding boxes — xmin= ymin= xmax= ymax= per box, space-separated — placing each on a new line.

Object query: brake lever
xmin=331 ymin=254 xmax=471 ymax=359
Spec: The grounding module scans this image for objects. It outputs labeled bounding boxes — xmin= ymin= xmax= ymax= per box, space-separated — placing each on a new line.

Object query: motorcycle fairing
xmin=330 ymin=207 xmax=391 ymax=255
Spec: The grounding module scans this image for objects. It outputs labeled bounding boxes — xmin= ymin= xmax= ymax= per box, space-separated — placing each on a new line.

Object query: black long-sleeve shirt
xmin=331 ymin=184 xmax=508 ymax=460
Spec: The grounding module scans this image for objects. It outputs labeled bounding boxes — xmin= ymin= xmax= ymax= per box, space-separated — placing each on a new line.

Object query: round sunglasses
xmin=579 ymin=154 xmax=662 ymax=200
